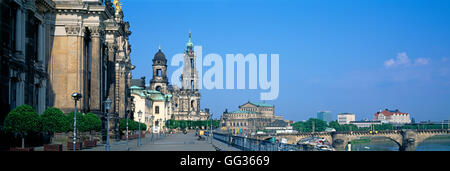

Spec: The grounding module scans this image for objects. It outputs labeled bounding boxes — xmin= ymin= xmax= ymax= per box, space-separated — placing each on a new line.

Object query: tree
xmin=180 ymin=120 xmax=187 ymax=129
xmin=84 ymin=113 xmax=102 ymax=132
xmin=292 ymin=121 xmax=307 ymax=132
xmin=140 ymin=122 xmax=147 ymax=131
xmin=119 ymin=119 xmax=132 ymax=132
xmin=328 ymin=120 xmax=359 ymax=132
xmin=3 ymin=105 xmax=41 ymax=148
xmin=66 ymin=112 xmax=87 ymax=133
xmin=41 ymin=107 xmax=69 ymax=134
xmin=305 ymin=118 xmax=327 ymax=132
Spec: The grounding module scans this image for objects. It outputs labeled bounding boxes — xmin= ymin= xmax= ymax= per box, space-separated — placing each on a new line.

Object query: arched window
xmin=156 ymin=86 xmax=161 ymax=91
xmin=155 ymin=106 xmax=159 ymax=114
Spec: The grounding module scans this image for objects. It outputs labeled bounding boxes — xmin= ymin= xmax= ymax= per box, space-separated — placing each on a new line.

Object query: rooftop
xmin=249 ymin=102 xmax=274 ymax=107
xmin=228 ymin=110 xmax=259 ymax=114
xmin=375 ymin=109 xmax=409 ymax=117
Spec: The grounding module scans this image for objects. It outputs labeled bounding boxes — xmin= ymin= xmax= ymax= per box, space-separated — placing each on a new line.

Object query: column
xmin=16 ymin=73 xmax=25 ymax=106
xmin=38 ymin=23 xmax=44 ymax=68
xmin=38 ymin=81 xmax=46 ymax=114
xmin=15 ymin=7 xmax=24 ymax=60
xmin=89 ymin=26 xmax=102 ymax=113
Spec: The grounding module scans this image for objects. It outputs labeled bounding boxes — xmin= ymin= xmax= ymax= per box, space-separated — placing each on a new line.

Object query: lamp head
xmin=104 ymin=97 xmax=112 ymax=110
xmin=72 ymin=92 xmax=82 ymax=101
xmin=138 ymin=110 xmax=143 ymax=117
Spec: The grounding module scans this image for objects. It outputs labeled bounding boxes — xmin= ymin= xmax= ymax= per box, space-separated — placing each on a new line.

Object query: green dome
xmin=186 ymin=41 xmax=193 ymax=47
xmin=186 ymin=32 xmax=194 ymax=48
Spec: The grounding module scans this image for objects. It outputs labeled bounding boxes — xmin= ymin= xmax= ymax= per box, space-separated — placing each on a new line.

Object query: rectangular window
xmin=155 ymin=106 xmax=159 ymax=114
xmin=157 ymin=69 xmax=161 ymax=76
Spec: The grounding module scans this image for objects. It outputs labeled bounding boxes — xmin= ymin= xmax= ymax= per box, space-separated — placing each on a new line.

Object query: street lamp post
xmin=126 ymin=110 xmax=130 ymax=151
xmin=210 ymin=114 xmax=213 ymax=144
xmin=71 ymin=93 xmax=82 ymax=151
xmin=138 ymin=110 xmax=142 ymax=146
xmin=104 ymin=97 xmax=112 ymax=151
xmin=158 ymin=119 xmax=162 ymax=139
xmin=151 ymin=115 xmax=155 ymax=144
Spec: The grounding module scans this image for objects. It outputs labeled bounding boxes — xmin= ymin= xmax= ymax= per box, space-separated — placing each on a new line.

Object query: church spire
xmin=186 ymin=31 xmax=194 ymax=50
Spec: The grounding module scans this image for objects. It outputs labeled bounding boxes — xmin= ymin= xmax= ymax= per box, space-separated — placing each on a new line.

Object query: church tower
xmin=181 ymin=32 xmax=199 ymax=91
xmin=180 ymin=32 xmax=201 ymax=114
xmin=150 ymin=46 xmax=169 ymax=93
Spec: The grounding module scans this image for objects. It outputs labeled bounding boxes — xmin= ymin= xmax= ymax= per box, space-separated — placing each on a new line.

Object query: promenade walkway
xmin=81 ymin=132 xmax=241 ymax=151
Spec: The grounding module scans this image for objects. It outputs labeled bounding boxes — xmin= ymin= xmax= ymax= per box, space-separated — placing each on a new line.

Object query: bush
xmin=3 ymin=105 xmax=41 ymax=134
xmin=84 ymin=113 xmax=102 ymax=132
xmin=41 ymin=107 xmax=68 ymax=133
xmin=140 ymin=122 xmax=147 ymax=131
xmin=66 ymin=112 xmax=87 ymax=132
xmin=119 ymin=119 xmax=146 ymax=131
xmin=119 ymin=119 xmax=133 ymax=131
xmin=3 ymin=105 xmax=41 ymax=148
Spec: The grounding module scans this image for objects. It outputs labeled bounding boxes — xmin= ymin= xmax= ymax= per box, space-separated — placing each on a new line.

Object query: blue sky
xmin=122 ymin=0 xmax=450 ymax=122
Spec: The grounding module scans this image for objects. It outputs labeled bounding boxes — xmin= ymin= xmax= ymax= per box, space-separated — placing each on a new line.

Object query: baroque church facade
xmin=131 ymin=32 xmax=209 ymax=131
xmin=0 ymin=0 xmax=133 ymax=138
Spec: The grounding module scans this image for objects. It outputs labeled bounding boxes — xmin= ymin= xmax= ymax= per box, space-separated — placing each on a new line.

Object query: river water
xmin=351 ymin=135 xmax=450 ymax=151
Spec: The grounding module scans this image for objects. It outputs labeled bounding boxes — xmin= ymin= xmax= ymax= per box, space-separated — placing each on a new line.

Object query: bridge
xmin=255 ymin=129 xmax=450 ymax=151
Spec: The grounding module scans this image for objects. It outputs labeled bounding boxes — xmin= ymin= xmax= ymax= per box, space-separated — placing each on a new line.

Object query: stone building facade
xmin=0 ymin=0 xmax=55 ymax=124
xmin=130 ymin=76 xmax=172 ymax=133
xmin=0 ymin=0 xmax=134 ymax=138
xmin=374 ymin=109 xmax=411 ymax=125
xmin=220 ymin=101 xmax=286 ymax=133
xmin=48 ymin=0 xmax=134 ymax=137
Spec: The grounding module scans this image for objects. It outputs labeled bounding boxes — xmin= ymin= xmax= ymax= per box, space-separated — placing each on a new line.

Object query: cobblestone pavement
xmin=134 ymin=132 xmax=217 ymax=151
xmin=35 ymin=132 xmax=241 ymax=151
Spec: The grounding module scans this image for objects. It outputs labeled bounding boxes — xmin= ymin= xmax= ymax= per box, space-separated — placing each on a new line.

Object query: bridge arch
xmin=346 ymin=136 xmax=402 ymax=151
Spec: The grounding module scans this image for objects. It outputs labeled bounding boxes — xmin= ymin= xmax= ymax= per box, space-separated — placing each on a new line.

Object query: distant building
xmin=337 ymin=113 xmax=355 ymax=125
xmin=374 ymin=109 xmax=411 ymax=125
xmin=317 ymin=111 xmax=332 ymax=123
xmin=350 ymin=121 xmax=382 ymax=128
xmin=220 ymin=101 xmax=288 ymax=133
xmin=264 ymin=120 xmax=295 ymax=134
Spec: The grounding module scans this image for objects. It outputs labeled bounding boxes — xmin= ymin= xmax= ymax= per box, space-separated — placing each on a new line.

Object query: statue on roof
xmin=113 ymin=0 xmax=122 ymax=13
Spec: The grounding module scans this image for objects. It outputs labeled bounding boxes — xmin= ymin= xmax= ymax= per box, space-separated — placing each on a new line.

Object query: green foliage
xmin=41 ymin=107 xmax=69 ymax=133
xmin=328 ymin=121 xmax=359 ymax=132
xmin=84 ymin=113 xmax=102 ymax=132
xmin=66 ymin=112 xmax=87 ymax=132
xmin=140 ymin=122 xmax=147 ymax=131
xmin=374 ymin=124 xmax=394 ymax=131
xmin=292 ymin=118 xmax=327 ymax=132
xmin=3 ymin=105 xmax=41 ymax=135
xmin=119 ymin=119 xmax=129 ymax=131
xmin=119 ymin=119 xmax=146 ymax=131
xmin=165 ymin=119 xmax=220 ymax=129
